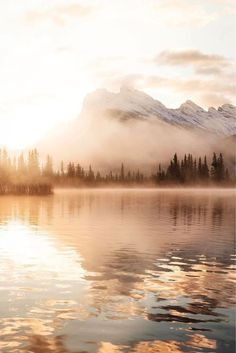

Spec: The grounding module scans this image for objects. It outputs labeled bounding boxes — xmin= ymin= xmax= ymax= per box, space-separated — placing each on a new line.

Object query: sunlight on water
xmin=0 ymin=221 xmax=85 ymax=274
xmin=0 ymin=189 xmax=235 ymax=353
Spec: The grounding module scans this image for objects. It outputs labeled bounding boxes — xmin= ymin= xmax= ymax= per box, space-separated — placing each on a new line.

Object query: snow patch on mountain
xmin=82 ymin=87 xmax=236 ymax=136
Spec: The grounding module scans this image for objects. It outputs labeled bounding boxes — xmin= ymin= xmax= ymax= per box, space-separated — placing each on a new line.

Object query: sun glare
xmin=0 ymin=221 xmax=85 ymax=278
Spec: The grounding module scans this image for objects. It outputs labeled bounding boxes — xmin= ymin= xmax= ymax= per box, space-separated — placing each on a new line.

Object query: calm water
xmin=0 ymin=189 xmax=235 ymax=353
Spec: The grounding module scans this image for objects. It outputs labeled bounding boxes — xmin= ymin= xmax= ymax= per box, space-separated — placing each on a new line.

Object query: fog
xmin=39 ymin=109 xmax=233 ymax=172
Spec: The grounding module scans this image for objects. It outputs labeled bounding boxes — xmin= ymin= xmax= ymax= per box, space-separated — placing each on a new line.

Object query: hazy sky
xmin=0 ymin=0 xmax=235 ymax=148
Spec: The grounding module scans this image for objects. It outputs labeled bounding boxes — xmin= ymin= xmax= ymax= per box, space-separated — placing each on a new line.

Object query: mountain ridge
xmin=37 ymin=87 xmax=236 ymax=168
xmin=81 ymin=87 xmax=236 ymax=136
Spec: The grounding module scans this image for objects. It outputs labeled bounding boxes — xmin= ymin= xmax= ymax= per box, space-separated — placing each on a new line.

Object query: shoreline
xmin=0 ymin=185 xmax=235 ymax=196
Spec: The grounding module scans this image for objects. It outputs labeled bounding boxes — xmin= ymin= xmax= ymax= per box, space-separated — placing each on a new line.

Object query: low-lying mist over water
xmin=0 ymin=189 xmax=235 ymax=352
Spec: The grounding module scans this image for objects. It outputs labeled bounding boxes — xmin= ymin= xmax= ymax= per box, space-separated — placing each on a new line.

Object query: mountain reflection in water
xmin=0 ymin=189 xmax=235 ymax=353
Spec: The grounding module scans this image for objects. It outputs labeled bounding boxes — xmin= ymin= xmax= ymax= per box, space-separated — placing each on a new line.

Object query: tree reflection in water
xmin=0 ymin=189 xmax=234 ymax=353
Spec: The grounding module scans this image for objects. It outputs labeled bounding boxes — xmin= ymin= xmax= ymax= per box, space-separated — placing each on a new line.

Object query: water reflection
xmin=0 ymin=189 xmax=235 ymax=353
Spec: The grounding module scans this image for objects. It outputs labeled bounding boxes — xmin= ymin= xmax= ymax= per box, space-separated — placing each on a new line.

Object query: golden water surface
xmin=0 ymin=189 xmax=235 ymax=353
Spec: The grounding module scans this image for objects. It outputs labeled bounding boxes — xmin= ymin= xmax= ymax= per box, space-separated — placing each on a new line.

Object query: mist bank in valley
xmin=37 ymin=88 xmax=236 ymax=172
xmin=38 ymin=106 xmax=235 ymax=172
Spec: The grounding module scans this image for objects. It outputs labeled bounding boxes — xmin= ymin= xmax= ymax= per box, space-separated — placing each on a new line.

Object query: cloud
xmin=91 ymin=47 xmax=236 ymax=108
xmin=153 ymin=49 xmax=236 ymax=106
xmin=24 ymin=3 xmax=94 ymax=26
xmin=214 ymin=0 xmax=236 ymax=2
xmin=104 ymin=72 xmax=236 ymax=108
xmin=154 ymin=0 xmax=218 ymax=27
xmin=146 ymin=75 xmax=236 ymax=107
xmin=157 ymin=50 xmax=230 ymax=67
xmin=194 ymin=66 xmax=223 ymax=75
xmin=167 ymin=78 xmax=236 ymax=96
xmin=199 ymin=93 xmax=232 ymax=107
xmin=156 ymin=49 xmax=232 ymax=76
xmin=213 ymin=0 xmax=236 ymax=4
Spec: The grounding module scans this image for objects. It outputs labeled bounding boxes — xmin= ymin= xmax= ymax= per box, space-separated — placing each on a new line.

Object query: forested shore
xmin=0 ymin=148 xmax=234 ymax=195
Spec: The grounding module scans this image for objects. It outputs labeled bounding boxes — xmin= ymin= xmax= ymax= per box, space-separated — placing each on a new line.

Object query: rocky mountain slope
xmin=82 ymin=87 xmax=236 ymax=136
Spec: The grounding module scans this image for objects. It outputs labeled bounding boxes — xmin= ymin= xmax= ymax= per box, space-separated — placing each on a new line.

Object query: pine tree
xmin=43 ymin=155 xmax=53 ymax=177
xmin=88 ymin=165 xmax=95 ymax=182
xmin=0 ymin=149 xmax=9 ymax=182
xmin=2 ymin=149 xmax=8 ymax=169
xmin=211 ymin=153 xmax=218 ymax=181
xmin=157 ymin=163 xmax=166 ymax=182
xmin=198 ymin=157 xmax=202 ymax=179
xmin=28 ymin=149 xmax=40 ymax=177
xmin=167 ymin=153 xmax=181 ymax=182
xmin=127 ymin=170 xmax=131 ymax=182
xmin=120 ymin=163 xmax=125 ymax=181
xmin=202 ymin=156 xmax=209 ymax=181
xmin=218 ymin=153 xmax=225 ymax=181
xmin=12 ymin=156 xmax=17 ymax=174
xmin=225 ymin=168 xmax=230 ymax=182
xmin=67 ymin=162 xmax=75 ymax=177
xmin=109 ymin=171 xmax=113 ymax=182
xmin=18 ymin=153 xmax=26 ymax=175
xmin=193 ymin=158 xmax=197 ymax=181
xmin=76 ymin=163 xmax=83 ymax=178
xmin=210 ymin=153 xmax=225 ymax=182
xmin=60 ymin=161 xmax=64 ymax=176
xmin=96 ymin=171 xmax=101 ymax=182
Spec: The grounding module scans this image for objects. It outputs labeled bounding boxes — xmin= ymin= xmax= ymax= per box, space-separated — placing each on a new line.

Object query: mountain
xmin=82 ymin=87 xmax=236 ymax=135
xmin=38 ymin=87 xmax=236 ymax=169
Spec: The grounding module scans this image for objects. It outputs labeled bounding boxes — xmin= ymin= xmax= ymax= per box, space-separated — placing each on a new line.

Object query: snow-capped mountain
xmin=38 ymin=87 xmax=235 ymax=168
xmin=82 ymin=87 xmax=236 ymax=136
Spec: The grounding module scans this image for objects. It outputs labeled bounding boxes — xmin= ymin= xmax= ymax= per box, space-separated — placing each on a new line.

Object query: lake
xmin=0 ymin=189 xmax=235 ymax=353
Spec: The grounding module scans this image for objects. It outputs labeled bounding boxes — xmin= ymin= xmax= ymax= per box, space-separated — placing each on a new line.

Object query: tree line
xmin=0 ymin=148 xmax=234 ymax=189
xmin=0 ymin=149 xmax=52 ymax=194
xmin=57 ymin=152 xmax=233 ymax=186
xmin=154 ymin=153 xmax=231 ymax=185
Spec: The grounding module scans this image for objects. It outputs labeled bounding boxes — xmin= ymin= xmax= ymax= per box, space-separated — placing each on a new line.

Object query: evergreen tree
xmin=75 ymin=163 xmax=83 ymax=178
xmin=0 ymin=149 xmax=9 ymax=182
xmin=218 ymin=153 xmax=225 ymax=181
xmin=60 ymin=161 xmax=64 ymax=176
xmin=87 ymin=165 xmax=95 ymax=182
xmin=193 ymin=158 xmax=197 ymax=181
xmin=109 ymin=171 xmax=114 ymax=182
xmin=136 ymin=169 xmax=140 ymax=183
xmin=167 ymin=153 xmax=181 ymax=182
xmin=127 ymin=170 xmax=131 ymax=182
xmin=198 ymin=157 xmax=202 ymax=179
xmin=67 ymin=162 xmax=75 ymax=177
xmin=157 ymin=163 xmax=166 ymax=182
xmin=202 ymin=156 xmax=209 ymax=181
xmin=18 ymin=153 xmax=26 ymax=175
xmin=211 ymin=153 xmax=218 ymax=181
xmin=211 ymin=153 xmax=225 ymax=182
xmin=43 ymin=155 xmax=53 ymax=177
xmin=96 ymin=171 xmax=102 ymax=182
xmin=28 ymin=149 xmax=40 ymax=177
xmin=120 ymin=163 xmax=125 ymax=181
xmin=225 ymin=168 xmax=230 ymax=183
